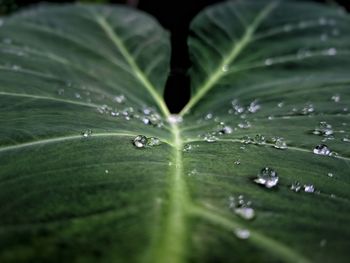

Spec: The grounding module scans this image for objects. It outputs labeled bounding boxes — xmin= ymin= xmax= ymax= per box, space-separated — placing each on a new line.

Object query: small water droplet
xmin=290 ymin=181 xmax=302 ymax=192
xmin=313 ymin=121 xmax=333 ymax=136
xmin=304 ymin=184 xmax=315 ymax=193
xmin=254 ymin=167 xmax=279 ymax=188
xmin=264 ymin=58 xmax=273 ymax=66
xmin=147 ymin=137 xmax=161 ymax=147
xmin=217 ymin=122 xmax=233 ymax=135
xmin=74 ymin=92 xmax=81 ymax=99
xmin=167 ymin=114 xmax=183 ymax=124
xmin=327 ymin=172 xmax=334 ymax=178
xmin=113 ymin=94 xmax=126 ymax=104
xmin=253 ymin=134 xmax=266 ymax=145
xmin=325 ymin=47 xmax=337 ymax=56
xmin=272 ymin=137 xmax=287 ymax=150
xmin=187 ymin=169 xmax=198 ymax=176
xmin=105 ymin=169 xmax=109 ymax=174
xmin=133 ymin=135 xmax=148 ymax=148
xmin=238 ymin=120 xmax=251 ymax=129
xmin=313 ymin=144 xmax=331 ymax=156
xmin=81 ymin=129 xmax=92 ymax=138
xmin=331 ymin=94 xmax=340 ymax=102
xmin=342 ymin=137 xmax=350 ymax=143
xmin=283 ymin=24 xmax=292 ymax=32
xmin=277 ymin=102 xmax=284 ymax=108
xmin=57 ymin=88 xmax=64 ymax=95
xmin=320 ymin=33 xmax=328 ymax=42
xmin=320 ymin=239 xmax=327 ymax=247
xmin=204 ymin=113 xmax=213 ymax=120
xmin=228 ymin=195 xmax=255 ymax=220
xmin=233 ymin=228 xmax=250 ymax=239
xmin=247 ymin=100 xmax=261 ymax=113
xmin=222 ymin=64 xmax=229 ymax=72
xmin=202 ymin=133 xmax=218 ymax=143
xmin=234 ymin=160 xmax=241 ymax=165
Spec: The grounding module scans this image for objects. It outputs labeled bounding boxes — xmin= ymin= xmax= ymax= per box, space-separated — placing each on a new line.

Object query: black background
xmin=1 ymin=0 xmax=349 ymax=112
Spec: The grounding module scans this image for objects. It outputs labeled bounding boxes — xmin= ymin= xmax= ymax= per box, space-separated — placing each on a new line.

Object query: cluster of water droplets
xmin=133 ymin=135 xmax=161 ymax=148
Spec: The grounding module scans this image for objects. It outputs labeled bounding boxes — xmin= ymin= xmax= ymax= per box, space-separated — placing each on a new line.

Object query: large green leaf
xmin=0 ymin=1 xmax=349 ymax=262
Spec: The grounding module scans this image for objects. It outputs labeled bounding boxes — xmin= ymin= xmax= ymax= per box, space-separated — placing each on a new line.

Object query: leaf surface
xmin=0 ymin=1 xmax=350 ymax=263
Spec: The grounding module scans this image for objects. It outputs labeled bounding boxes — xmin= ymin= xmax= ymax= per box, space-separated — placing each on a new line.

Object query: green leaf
xmin=0 ymin=1 xmax=349 ymax=263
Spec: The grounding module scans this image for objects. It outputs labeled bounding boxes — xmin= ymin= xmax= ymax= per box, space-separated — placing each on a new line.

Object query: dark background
xmin=1 ymin=0 xmax=349 ymax=112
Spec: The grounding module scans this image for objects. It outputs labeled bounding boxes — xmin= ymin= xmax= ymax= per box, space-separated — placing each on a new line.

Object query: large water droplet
xmin=313 ymin=144 xmax=331 ymax=156
xmin=233 ymin=228 xmax=250 ymax=239
xmin=254 ymin=167 xmax=279 ymax=188
xmin=133 ymin=135 xmax=147 ymax=148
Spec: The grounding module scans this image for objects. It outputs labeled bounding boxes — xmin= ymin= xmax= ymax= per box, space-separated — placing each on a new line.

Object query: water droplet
xmin=320 ymin=239 xmax=327 ymax=247
xmin=342 ymin=137 xmax=350 ymax=143
xmin=253 ymin=134 xmax=266 ymax=145
xmin=222 ymin=64 xmax=229 ymax=72
xmin=204 ymin=113 xmax=213 ymax=120
xmin=167 ymin=114 xmax=183 ymax=124
xmin=272 ymin=137 xmax=287 ymax=150
xmin=57 ymin=88 xmax=64 ymax=95
xmin=11 ymin=65 xmax=21 ymax=71
xmin=228 ymin=195 xmax=255 ymax=220
xmin=133 ymin=135 xmax=147 ymax=148
xmin=254 ymin=167 xmax=279 ymax=188
xmin=331 ymin=94 xmax=340 ymax=102
xmin=301 ymin=103 xmax=314 ymax=115
xmin=290 ymin=181 xmax=302 ymax=192
xmin=233 ymin=228 xmax=250 ymax=239
xmin=325 ymin=47 xmax=337 ymax=56
xmin=264 ymin=58 xmax=273 ymax=66
xmin=332 ymin=28 xmax=340 ymax=36
xmin=277 ymin=102 xmax=284 ymax=108
xmin=320 ymin=33 xmax=328 ymax=42
xmin=234 ymin=160 xmax=241 ymax=165
xmin=238 ymin=120 xmax=251 ymax=129
xmin=81 ymin=129 xmax=92 ymax=138
xmin=187 ymin=169 xmax=198 ymax=176
xmin=147 ymin=137 xmax=161 ymax=147
xmin=319 ymin=17 xmax=327 ymax=25
xmin=202 ymin=133 xmax=218 ymax=143
xmin=114 ymin=94 xmax=126 ymax=104
xmin=105 ymin=169 xmax=109 ymax=174
xmin=327 ymin=172 xmax=334 ymax=178
xmin=283 ymin=24 xmax=292 ymax=32
xmin=231 ymin=100 xmax=245 ymax=114
xmin=304 ymin=184 xmax=315 ymax=193
xmin=247 ymin=100 xmax=261 ymax=113
xmin=313 ymin=121 xmax=333 ymax=136
xmin=74 ymin=92 xmax=81 ymax=99
xmin=217 ymin=122 xmax=233 ymax=135
xmin=313 ymin=144 xmax=331 ymax=156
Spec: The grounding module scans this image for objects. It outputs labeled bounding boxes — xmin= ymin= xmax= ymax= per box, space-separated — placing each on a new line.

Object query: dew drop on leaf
xmin=290 ymin=181 xmax=302 ymax=192
xmin=254 ymin=167 xmax=279 ymax=188
xmin=167 ymin=114 xmax=183 ymax=124
xmin=133 ymin=135 xmax=148 ymax=148
xmin=304 ymin=184 xmax=315 ymax=193
xmin=272 ymin=137 xmax=287 ymax=149
xmin=147 ymin=137 xmax=161 ymax=147
xmin=229 ymin=195 xmax=255 ymax=220
xmin=233 ymin=228 xmax=250 ymax=239
xmin=313 ymin=144 xmax=331 ymax=155
xmin=313 ymin=121 xmax=333 ymax=136
xmin=81 ymin=129 xmax=92 ymax=138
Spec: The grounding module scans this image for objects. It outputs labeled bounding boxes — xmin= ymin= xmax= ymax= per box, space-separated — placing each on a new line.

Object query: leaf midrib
xmin=93 ymin=2 xmax=312 ymax=263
